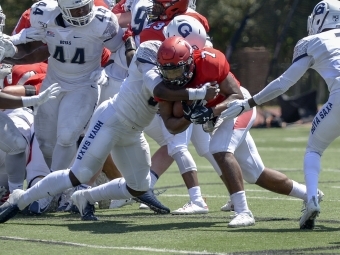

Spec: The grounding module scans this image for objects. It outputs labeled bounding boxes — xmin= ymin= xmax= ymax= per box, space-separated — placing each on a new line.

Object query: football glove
xmin=10 ymin=27 xmax=45 ymax=45
xmin=21 ymin=83 xmax=61 ymax=114
xmin=0 ymin=38 xmax=17 ymax=61
xmin=182 ymin=100 xmax=203 ymax=121
xmin=220 ymin=99 xmax=251 ymax=120
xmin=0 ymin=63 xmax=12 ymax=79
xmin=190 ymin=105 xmax=214 ymax=124
xmin=90 ymin=68 xmax=108 ymax=87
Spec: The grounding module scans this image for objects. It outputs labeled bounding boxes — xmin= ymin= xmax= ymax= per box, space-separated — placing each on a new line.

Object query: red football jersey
xmin=4 ymin=63 xmax=48 ymax=88
xmin=186 ymin=48 xmax=231 ymax=107
xmin=112 ymin=0 xmax=127 ymax=14
xmin=23 ymin=73 xmax=46 ymax=94
xmin=12 ymin=9 xmax=31 ymax=35
xmin=140 ymin=11 xmax=210 ymax=43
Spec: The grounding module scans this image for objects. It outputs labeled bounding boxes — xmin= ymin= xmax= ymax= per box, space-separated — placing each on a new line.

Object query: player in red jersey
xmin=155 ymin=36 xmax=324 ymax=228
xmin=140 ymin=0 xmax=209 ymax=43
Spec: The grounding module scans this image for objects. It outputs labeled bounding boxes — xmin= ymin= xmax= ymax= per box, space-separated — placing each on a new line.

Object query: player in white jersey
xmin=0 ymin=39 xmax=218 ymax=222
xmin=1 ymin=0 xmax=123 ymax=173
xmin=219 ymin=0 xmax=340 ymax=229
xmin=96 ymin=0 xmax=151 ymax=106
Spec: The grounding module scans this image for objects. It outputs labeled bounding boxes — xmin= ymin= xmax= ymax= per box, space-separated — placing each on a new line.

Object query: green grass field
xmin=2 ymin=125 xmax=340 ymax=255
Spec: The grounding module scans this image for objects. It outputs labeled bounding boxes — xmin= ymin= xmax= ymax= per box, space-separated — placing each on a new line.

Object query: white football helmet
xmin=163 ymin=15 xmax=206 ymax=49
xmin=0 ymin=5 xmax=5 ymax=35
xmin=307 ymin=0 xmax=340 ymax=35
xmin=58 ymin=0 xmax=94 ymax=27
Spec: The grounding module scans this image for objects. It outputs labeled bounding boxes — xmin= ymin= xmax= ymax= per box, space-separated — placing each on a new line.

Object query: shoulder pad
xmin=292 ymin=38 xmax=309 ymax=63
xmin=30 ymin=1 xmax=59 ymax=28
xmin=92 ymin=7 xmax=119 ymax=39
xmin=136 ymin=40 xmax=162 ymax=65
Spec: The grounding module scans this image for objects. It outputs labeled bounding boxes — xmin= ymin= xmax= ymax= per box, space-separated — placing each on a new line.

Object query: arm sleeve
xmin=253 ymin=56 xmax=313 ymax=105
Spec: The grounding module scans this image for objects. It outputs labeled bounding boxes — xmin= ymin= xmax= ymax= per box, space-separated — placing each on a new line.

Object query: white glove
xmin=220 ymin=99 xmax=251 ymax=120
xmin=0 ymin=64 xmax=12 ymax=79
xmin=10 ymin=27 xmax=45 ymax=45
xmin=90 ymin=68 xmax=109 ymax=86
xmin=0 ymin=38 xmax=17 ymax=61
xmin=21 ymin=83 xmax=61 ymax=114
xmin=188 ymin=82 xmax=219 ymax=100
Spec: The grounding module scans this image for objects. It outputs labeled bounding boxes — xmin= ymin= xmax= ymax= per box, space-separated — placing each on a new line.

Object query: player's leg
xmin=210 ymin=91 xmax=256 ymax=228
xmin=34 ymin=77 xmax=63 ymax=169
xmin=0 ymin=100 xmax=114 ymax=223
xmin=300 ymin=95 xmax=340 ymax=229
xmin=72 ymin=123 xmax=169 ymax=214
xmin=164 ymin=124 xmax=208 ymax=214
xmin=52 ymin=86 xmax=98 ymax=172
xmin=0 ymin=112 xmax=29 ymax=192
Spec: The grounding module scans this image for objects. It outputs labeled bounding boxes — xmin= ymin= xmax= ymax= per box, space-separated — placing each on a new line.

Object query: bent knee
xmin=6 ymin=137 xmax=27 ymax=155
xmin=57 ymin=131 xmax=80 ymax=147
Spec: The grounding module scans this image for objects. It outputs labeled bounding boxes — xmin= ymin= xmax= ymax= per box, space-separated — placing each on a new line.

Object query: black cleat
xmin=133 ymin=189 xmax=170 ymax=214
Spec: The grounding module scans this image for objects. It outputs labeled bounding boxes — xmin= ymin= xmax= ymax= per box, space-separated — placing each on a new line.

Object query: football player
xmin=0 ymin=38 xmax=218 ymax=223
xmin=1 ymin=0 xmax=123 ymax=174
xmin=217 ymin=0 xmax=340 ymax=230
xmin=154 ymin=34 xmax=322 ymax=228
xmin=138 ymin=0 xmax=213 ymax=213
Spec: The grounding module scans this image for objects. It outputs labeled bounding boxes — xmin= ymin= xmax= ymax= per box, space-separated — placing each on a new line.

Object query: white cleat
xmin=300 ymin=196 xmax=320 ymax=230
xmin=220 ymin=200 xmax=234 ymax=212
xmin=70 ymin=190 xmax=98 ymax=221
xmin=139 ymin=203 xmax=149 ymax=210
xmin=172 ymin=201 xmax=209 ymax=215
xmin=228 ymin=211 xmax=255 ymax=228
xmin=109 ymin=198 xmax=135 ymax=209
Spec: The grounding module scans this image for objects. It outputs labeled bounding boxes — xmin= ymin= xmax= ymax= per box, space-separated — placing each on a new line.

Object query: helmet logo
xmin=178 ymin=23 xmax=192 ymax=38
xmin=314 ymin=3 xmax=325 ymax=15
xmin=333 ymin=15 xmax=339 ymax=22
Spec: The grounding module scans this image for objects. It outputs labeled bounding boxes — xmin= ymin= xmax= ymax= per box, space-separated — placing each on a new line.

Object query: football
xmin=172 ymin=100 xmax=193 ymax=118
xmin=173 ymin=101 xmax=184 ymax=118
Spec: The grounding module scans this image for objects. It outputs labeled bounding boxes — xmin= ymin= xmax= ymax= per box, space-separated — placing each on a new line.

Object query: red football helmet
xmin=147 ymin=0 xmax=190 ymax=21
xmin=157 ymin=36 xmax=194 ymax=87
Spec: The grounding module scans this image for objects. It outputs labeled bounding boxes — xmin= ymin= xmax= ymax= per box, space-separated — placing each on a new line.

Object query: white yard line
xmin=0 ymin=236 xmax=228 ymax=255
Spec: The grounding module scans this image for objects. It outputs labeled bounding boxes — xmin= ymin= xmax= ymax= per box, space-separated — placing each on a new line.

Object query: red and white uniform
xmin=183 ymin=47 xmax=265 ymax=183
xmin=140 ymin=10 xmax=209 ymax=43
xmin=4 ymin=62 xmax=47 ymax=90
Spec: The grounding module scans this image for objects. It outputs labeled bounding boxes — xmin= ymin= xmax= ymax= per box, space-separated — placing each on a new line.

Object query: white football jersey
xmin=112 ymin=40 xmax=162 ymax=129
xmin=29 ymin=1 xmax=123 ymax=88
xmin=111 ymin=0 xmax=152 ymax=71
xmin=3 ymin=107 xmax=34 ymax=128
xmin=293 ymin=28 xmax=340 ymax=93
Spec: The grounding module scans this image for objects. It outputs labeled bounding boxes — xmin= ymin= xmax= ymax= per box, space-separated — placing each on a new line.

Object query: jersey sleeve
xmin=292 ymin=38 xmax=309 ymax=63
xmin=12 ymin=9 xmax=31 ymax=34
xmin=112 ymin=0 xmax=128 ymax=14
xmin=199 ymin=49 xmax=229 ymax=83
xmin=97 ymin=11 xmax=124 ymax=52
xmin=94 ymin=0 xmax=109 ymax=8
xmin=140 ymin=23 xmax=167 ymax=43
xmin=135 ymin=40 xmax=162 ymax=65
xmin=101 ymin=48 xmax=111 ymax=67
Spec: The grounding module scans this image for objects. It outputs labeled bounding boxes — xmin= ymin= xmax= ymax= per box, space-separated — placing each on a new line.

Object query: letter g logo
xmin=178 ymin=23 xmax=192 ymax=38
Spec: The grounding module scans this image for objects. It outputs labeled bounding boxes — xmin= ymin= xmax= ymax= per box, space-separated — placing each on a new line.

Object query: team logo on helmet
xmin=178 ymin=23 xmax=192 ymax=38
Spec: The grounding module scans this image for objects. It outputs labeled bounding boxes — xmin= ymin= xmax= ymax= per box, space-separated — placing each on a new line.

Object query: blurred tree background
xmin=1 ymin=0 xmax=327 ymax=104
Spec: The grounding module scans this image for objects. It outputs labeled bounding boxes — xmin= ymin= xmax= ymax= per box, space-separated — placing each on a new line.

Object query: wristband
xmin=124 ymin=37 xmax=136 ymax=54
xmin=24 ymin=85 xmax=37 ymax=96
xmin=188 ymin=87 xmax=206 ymax=100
